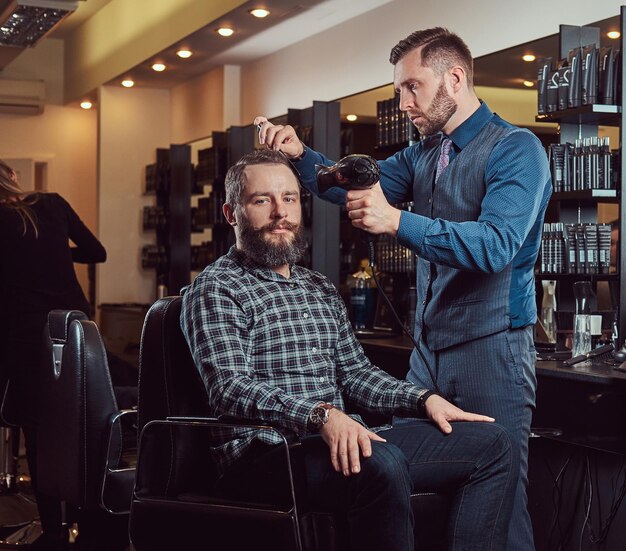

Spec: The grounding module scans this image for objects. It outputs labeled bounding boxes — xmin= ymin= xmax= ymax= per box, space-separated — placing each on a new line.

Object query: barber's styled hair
xmin=389 ymin=27 xmax=474 ymax=84
xmin=0 ymin=160 xmax=38 ymax=237
xmin=224 ymin=148 xmax=294 ymax=208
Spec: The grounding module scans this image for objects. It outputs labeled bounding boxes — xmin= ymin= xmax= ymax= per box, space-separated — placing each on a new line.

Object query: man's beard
xmin=237 ymin=215 xmax=308 ymax=268
xmin=412 ymin=78 xmax=457 ymax=136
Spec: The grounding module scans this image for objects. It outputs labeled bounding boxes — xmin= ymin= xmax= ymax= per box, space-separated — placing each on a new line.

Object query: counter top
xmin=357 ymin=334 xmax=626 ymax=386
xmin=535 ymin=359 xmax=626 ymax=385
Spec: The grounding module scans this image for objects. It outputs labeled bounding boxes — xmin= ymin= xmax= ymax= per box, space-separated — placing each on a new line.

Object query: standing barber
xmin=255 ymin=27 xmax=551 ymax=551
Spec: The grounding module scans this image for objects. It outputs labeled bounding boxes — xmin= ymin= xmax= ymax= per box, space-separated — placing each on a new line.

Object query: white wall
xmin=171 ymin=66 xmax=224 ymax=144
xmin=170 ymin=64 xmax=241 ymax=144
xmin=98 ymin=86 xmax=171 ymax=306
xmin=240 ymin=0 xmax=626 ymax=121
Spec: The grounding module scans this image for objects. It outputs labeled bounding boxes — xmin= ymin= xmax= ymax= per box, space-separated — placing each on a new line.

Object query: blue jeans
xmin=220 ymin=421 xmax=515 ymax=551
xmin=399 ymin=327 xmax=536 ymax=551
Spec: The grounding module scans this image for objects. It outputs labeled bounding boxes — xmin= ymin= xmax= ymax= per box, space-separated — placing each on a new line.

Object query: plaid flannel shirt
xmin=180 ymin=246 xmax=425 ymax=474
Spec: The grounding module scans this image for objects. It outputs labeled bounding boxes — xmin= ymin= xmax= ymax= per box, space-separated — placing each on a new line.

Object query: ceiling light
xmin=152 ymin=63 xmax=166 ymax=72
xmin=121 ymin=79 xmax=134 ymax=88
xmin=523 ymin=80 xmax=534 ymax=87
xmin=176 ymin=49 xmax=192 ymax=59
xmin=80 ymin=100 xmax=92 ymax=110
xmin=0 ymin=0 xmax=78 ymax=47
xmin=249 ymin=8 xmax=270 ymax=18
xmin=522 ymin=54 xmax=536 ymax=62
xmin=346 ymin=114 xmax=358 ymax=122
xmin=607 ymin=31 xmax=621 ymax=40
xmin=217 ymin=27 xmax=234 ymax=37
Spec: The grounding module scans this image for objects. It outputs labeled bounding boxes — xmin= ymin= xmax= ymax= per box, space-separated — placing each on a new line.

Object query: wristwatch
xmin=309 ymin=403 xmax=335 ymax=430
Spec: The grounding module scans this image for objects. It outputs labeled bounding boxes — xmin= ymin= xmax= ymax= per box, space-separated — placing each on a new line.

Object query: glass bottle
xmin=350 ymin=266 xmax=372 ymax=331
xmin=572 ymin=281 xmax=593 ymax=357
xmin=541 ymin=280 xmax=557 ymax=343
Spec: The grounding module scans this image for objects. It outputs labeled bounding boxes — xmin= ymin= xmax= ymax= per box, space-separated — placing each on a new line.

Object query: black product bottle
xmin=588 ymin=136 xmax=599 ymax=189
xmin=599 ymin=136 xmax=611 ymax=189
xmin=572 ymin=139 xmax=583 ymax=191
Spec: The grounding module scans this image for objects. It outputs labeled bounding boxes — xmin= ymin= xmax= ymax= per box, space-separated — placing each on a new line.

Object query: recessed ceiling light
xmin=176 ymin=49 xmax=193 ymax=59
xmin=80 ymin=101 xmax=92 ymax=110
xmin=607 ymin=31 xmax=621 ymax=39
xmin=346 ymin=114 xmax=358 ymax=122
xmin=152 ymin=63 xmax=166 ymax=72
xmin=522 ymin=54 xmax=536 ymax=62
xmin=523 ymin=80 xmax=534 ymax=87
xmin=121 ymin=79 xmax=135 ymax=88
xmin=217 ymin=27 xmax=234 ymax=37
xmin=249 ymin=8 xmax=270 ymax=18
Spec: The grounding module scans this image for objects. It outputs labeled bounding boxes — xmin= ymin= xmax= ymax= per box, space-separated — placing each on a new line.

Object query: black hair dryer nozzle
xmin=315 ymin=154 xmax=380 ymax=194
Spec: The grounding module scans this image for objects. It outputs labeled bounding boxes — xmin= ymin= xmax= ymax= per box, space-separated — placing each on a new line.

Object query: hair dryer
xmin=315 ymin=154 xmax=380 ymax=194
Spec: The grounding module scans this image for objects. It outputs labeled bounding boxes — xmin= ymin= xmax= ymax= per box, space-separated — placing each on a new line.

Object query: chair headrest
xmin=138 ymin=295 xmax=210 ymax=433
xmin=47 ymin=310 xmax=88 ymax=344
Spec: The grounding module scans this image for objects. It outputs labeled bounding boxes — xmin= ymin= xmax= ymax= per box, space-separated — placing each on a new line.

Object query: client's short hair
xmin=225 ymin=149 xmax=293 ymax=208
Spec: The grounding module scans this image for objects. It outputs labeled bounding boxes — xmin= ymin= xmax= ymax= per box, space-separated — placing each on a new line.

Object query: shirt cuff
xmin=278 ymin=395 xmax=328 ymax=435
xmin=393 ymin=383 xmax=428 ymax=416
xmin=293 ymin=144 xmax=313 ymax=165
xmin=396 ymin=210 xmax=428 ymax=253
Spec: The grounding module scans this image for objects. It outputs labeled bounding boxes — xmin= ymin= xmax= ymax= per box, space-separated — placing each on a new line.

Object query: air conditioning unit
xmin=0 ymin=78 xmax=45 ymax=115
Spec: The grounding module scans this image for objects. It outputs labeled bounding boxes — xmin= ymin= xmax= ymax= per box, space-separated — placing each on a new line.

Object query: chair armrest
xmin=166 ymin=414 xmax=293 ymax=437
xmin=106 ymin=409 xmax=138 ymax=467
xmin=101 ymin=409 xmax=138 ymax=514
xmin=135 ymin=418 xmax=301 ymax=516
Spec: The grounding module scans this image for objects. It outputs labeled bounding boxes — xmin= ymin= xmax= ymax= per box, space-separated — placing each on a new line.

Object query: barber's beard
xmin=237 ymin=215 xmax=308 ymax=268
xmin=413 ymin=79 xmax=458 ymax=136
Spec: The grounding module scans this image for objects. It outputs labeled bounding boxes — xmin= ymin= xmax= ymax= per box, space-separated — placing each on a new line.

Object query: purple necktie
xmin=435 ymin=137 xmax=452 ymax=183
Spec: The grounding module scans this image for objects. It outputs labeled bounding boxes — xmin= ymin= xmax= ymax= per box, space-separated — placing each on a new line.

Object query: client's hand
xmin=320 ymin=409 xmax=387 ymax=477
xmin=424 ymin=394 xmax=495 ymax=435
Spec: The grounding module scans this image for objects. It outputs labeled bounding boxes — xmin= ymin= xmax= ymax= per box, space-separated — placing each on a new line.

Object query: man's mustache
xmin=261 ymin=221 xmax=300 ymax=232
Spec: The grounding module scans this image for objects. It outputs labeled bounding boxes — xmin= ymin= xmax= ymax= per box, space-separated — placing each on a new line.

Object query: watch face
xmin=310 ymin=406 xmax=329 ymax=427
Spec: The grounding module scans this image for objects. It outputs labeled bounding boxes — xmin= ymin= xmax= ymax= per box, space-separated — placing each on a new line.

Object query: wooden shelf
xmin=536 ymin=104 xmax=621 ymax=126
xmin=551 ymin=189 xmax=619 ymax=203
xmin=535 ymin=273 xmax=618 ymax=281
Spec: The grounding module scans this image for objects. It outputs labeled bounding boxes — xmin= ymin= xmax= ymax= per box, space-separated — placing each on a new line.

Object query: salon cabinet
xmin=535 ymin=12 xmax=626 ymax=349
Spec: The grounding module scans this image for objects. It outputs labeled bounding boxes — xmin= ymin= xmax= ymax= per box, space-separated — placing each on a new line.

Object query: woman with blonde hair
xmin=0 ymin=160 xmax=106 ymax=550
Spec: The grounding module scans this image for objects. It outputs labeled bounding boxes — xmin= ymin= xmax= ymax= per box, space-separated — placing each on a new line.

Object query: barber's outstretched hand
xmin=253 ymin=116 xmax=304 ymax=159
xmin=346 ymin=182 xmax=402 ymax=236
xmin=320 ymin=409 xmax=387 ymax=477
xmin=424 ymin=394 xmax=495 ymax=435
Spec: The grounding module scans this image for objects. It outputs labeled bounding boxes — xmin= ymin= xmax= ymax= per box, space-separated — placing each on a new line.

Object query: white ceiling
xmin=50 ymin=0 xmax=113 ymax=37
xmin=50 ymin=0 xmax=395 ymax=92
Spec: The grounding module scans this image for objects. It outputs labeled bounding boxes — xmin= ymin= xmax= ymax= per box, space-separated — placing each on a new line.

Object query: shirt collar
xmin=228 ymin=246 xmax=304 ymax=282
xmin=445 ymin=100 xmax=493 ymax=151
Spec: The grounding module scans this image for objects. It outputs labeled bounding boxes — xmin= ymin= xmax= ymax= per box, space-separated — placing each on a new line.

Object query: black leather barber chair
xmin=36 ymin=310 xmax=137 ymax=544
xmin=130 ymin=296 xmax=451 ymax=551
xmin=0 ymin=380 xmax=41 ymax=548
